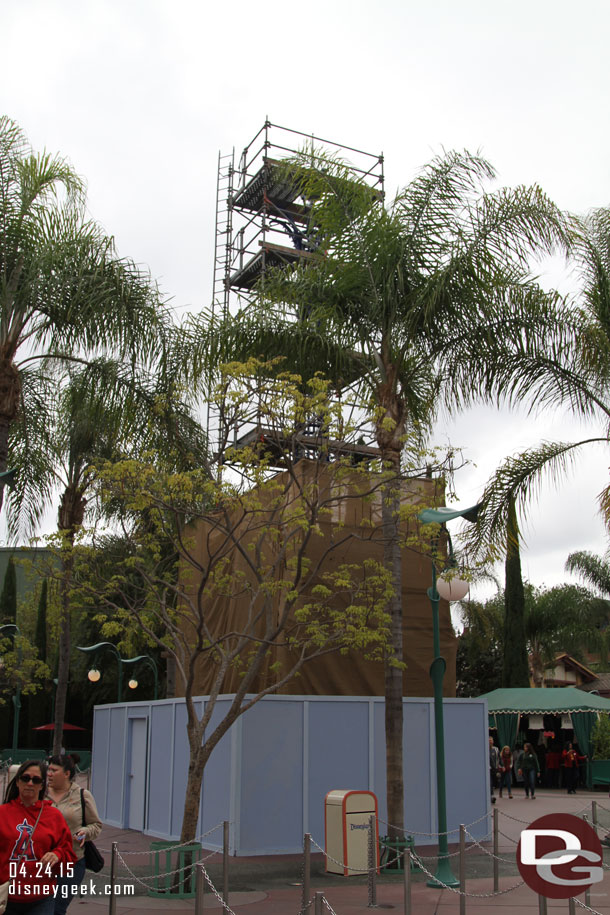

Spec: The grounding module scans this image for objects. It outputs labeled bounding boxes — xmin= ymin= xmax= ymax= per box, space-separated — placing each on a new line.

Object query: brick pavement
xmin=20 ymin=789 xmax=610 ymax=914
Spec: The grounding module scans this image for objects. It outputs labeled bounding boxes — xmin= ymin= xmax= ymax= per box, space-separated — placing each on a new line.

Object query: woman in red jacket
xmin=0 ymin=760 xmax=76 ymax=915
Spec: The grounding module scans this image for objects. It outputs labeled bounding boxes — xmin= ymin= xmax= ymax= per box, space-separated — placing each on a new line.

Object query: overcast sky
xmin=3 ymin=0 xmax=610 ymax=599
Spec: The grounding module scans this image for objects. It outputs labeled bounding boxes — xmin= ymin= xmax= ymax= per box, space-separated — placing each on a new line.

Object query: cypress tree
xmin=502 ymin=498 xmax=530 ymax=687
xmin=0 ymin=556 xmax=17 ymax=624
xmin=35 ymin=579 xmax=48 ymax=663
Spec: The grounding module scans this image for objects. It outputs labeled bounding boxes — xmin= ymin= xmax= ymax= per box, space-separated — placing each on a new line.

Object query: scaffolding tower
xmin=210 ymin=120 xmax=385 ymax=467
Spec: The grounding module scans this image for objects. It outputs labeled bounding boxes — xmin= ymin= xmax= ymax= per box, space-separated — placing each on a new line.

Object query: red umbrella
xmin=32 ymin=723 xmax=86 ymax=731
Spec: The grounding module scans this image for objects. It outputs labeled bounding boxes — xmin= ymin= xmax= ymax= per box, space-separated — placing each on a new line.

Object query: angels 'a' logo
xmin=10 ymin=819 xmax=37 ymax=861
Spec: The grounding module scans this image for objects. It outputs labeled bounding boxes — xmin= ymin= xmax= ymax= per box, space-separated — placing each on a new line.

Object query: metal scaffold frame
xmin=209 ymin=119 xmax=385 ymax=467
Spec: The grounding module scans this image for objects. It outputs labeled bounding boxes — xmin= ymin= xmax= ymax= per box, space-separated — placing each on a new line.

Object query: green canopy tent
xmin=481 ymin=687 xmax=610 ymax=786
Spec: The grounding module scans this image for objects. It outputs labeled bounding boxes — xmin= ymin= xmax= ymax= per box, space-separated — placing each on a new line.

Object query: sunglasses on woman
xmin=19 ymin=775 xmax=43 ymax=784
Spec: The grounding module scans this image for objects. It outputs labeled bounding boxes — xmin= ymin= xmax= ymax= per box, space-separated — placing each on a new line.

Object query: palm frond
xmin=566 ymin=551 xmax=610 ymax=597
xmin=466 ymin=438 xmax=610 ymax=556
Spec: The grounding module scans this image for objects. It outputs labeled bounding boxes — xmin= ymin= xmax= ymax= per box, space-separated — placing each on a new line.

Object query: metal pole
xmin=403 ymin=848 xmax=411 ymax=915
xmin=195 ymin=862 xmax=205 ymax=913
xmin=538 ymin=894 xmax=547 ymax=914
xmin=583 ymin=815 xmax=591 ymax=908
xmin=592 ymin=800 xmax=598 ymax=829
xmin=108 ymin=842 xmax=118 ymax=915
xmin=367 ymin=814 xmax=377 ymax=907
xmin=568 ymin=897 xmax=576 ymax=915
xmin=493 ymin=807 xmax=499 ymax=893
xmin=223 ymin=820 xmax=229 ymax=904
xmin=314 ymin=891 xmax=324 ymax=915
xmin=303 ymin=833 xmax=311 ymax=913
xmin=427 ymin=567 xmax=458 ymax=887
xmin=459 ymin=825 xmax=465 ymax=915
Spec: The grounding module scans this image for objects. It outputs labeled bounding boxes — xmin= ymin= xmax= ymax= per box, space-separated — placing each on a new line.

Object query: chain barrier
xmin=199 ymin=863 xmax=239 ymax=914
xmin=98 ymin=820 xmax=224 ymax=855
xmin=412 ymin=844 xmax=475 ymax=861
xmin=410 ymin=851 xmax=525 ymax=898
xmin=310 ymin=836 xmax=382 ymax=874
xmin=498 ymin=810 xmax=533 ymax=825
xmin=464 ymin=829 xmax=516 ymax=866
xmin=322 ymin=896 xmax=340 ymax=915
xmin=377 ymin=808 xmax=490 ymax=838
xmin=574 ymin=900 xmax=606 ymax=915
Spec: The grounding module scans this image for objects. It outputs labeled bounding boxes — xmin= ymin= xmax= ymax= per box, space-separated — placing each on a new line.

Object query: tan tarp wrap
xmin=176 ymin=461 xmax=456 ymax=699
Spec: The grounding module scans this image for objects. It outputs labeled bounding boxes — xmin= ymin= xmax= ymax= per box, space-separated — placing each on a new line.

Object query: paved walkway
xmin=32 ymin=790 xmax=610 ymax=913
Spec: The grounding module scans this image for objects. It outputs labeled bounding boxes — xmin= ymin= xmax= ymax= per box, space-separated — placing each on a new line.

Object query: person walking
xmin=518 ymin=742 xmax=540 ymax=799
xmin=562 ymin=742 xmax=581 ymax=794
xmin=489 ymin=737 xmax=500 ymax=804
xmin=46 ymin=754 xmax=102 ymax=915
xmin=0 ymin=760 xmax=76 ymax=914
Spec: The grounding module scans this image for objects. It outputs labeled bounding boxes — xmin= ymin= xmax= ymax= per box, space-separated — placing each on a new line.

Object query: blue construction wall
xmin=91 ymin=695 xmax=489 ymax=854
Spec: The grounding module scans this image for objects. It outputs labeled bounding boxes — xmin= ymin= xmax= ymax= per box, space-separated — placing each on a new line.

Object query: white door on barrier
xmin=127 ymin=717 xmax=148 ymax=831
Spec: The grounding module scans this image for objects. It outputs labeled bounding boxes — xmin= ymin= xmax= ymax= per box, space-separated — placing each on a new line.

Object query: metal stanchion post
xmin=568 ymin=897 xmax=576 ymax=915
xmin=593 ymin=800 xmax=598 ymax=829
xmin=108 ymin=842 xmax=118 ymax=915
xmin=403 ymin=849 xmax=411 ymax=915
xmin=314 ymin=891 xmax=324 ymax=915
xmin=303 ymin=833 xmax=311 ymax=913
xmin=493 ymin=806 xmax=499 ymax=893
xmin=583 ymin=815 xmax=591 ymax=908
xmin=459 ymin=825 xmax=466 ymax=915
xmin=367 ymin=814 xmax=377 ymax=908
xmin=223 ymin=820 xmax=229 ymax=904
xmin=538 ymin=894 xmax=547 ymax=914
xmin=195 ymin=862 xmax=205 ymax=913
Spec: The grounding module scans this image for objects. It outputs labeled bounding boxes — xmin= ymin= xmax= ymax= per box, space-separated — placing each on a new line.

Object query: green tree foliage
xmin=503 ymin=500 xmax=529 ymax=687
xmin=457 ymin=579 xmax=610 ymax=694
xmin=0 ymin=116 xmax=165 ymax=526
xmin=68 ymin=364 xmax=454 ymax=843
xmin=34 ymin=579 xmax=47 ymax=663
xmin=471 ymin=206 xmax=610 ymax=549
xmin=456 ymin=598 xmax=503 ymax=697
xmin=0 ymin=557 xmax=17 ymax=624
xmin=200 ymin=149 xmax=575 ymax=834
xmin=591 ymin=715 xmax=610 ymax=759
xmin=566 ymin=550 xmax=610 ymax=598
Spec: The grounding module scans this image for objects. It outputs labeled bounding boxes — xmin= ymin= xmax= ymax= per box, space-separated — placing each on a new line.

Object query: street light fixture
xmin=417 ymin=502 xmax=481 ymax=889
xmin=77 ymin=642 xmax=158 ymax=701
xmin=0 ymin=623 xmax=22 ymax=751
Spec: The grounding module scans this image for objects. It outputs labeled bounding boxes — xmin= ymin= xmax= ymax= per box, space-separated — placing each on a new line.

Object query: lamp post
xmin=418 ymin=503 xmax=480 ymax=888
xmin=0 ymin=624 xmax=22 ymax=751
xmin=76 ymin=642 xmax=158 ymax=701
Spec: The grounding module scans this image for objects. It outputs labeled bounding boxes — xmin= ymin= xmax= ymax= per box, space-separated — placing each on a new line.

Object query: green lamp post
xmin=77 ymin=642 xmax=158 ymax=701
xmin=417 ymin=503 xmax=480 ymax=888
xmin=0 ymin=623 xmax=22 ymax=751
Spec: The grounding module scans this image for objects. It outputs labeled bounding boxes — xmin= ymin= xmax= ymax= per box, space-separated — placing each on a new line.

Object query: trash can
xmin=148 ymin=840 xmax=201 ymax=897
xmin=324 ymin=789 xmax=379 ymax=876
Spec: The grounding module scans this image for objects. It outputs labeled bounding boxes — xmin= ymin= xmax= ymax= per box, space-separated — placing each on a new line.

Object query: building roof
xmin=480 ymin=686 xmax=610 ymax=714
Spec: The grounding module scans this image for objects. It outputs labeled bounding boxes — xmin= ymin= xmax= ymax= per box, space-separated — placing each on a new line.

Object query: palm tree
xmin=471 ymin=205 xmax=610 ymax=550
xmin=566 ymin=550 xmax=610 ymax=595
xmin=8 ymin=357 xmax=209 ymax=754
xmin=525 ymin=583 xmax=609 ymax=685
xmin=200 ymin=149 xmax=575 ymax=835
xmin=0 ymin=116 xmax=163 ymax=507
xmin=458 ymin=579 xmax=609 ymax=689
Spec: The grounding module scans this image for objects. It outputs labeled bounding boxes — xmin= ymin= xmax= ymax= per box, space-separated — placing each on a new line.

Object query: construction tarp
xmin=176 ymin=460 xmax=456 ymax=699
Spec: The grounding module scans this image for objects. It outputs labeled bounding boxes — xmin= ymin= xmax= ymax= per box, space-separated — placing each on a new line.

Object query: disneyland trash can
xmin=324 ymin=789 xmax=379 ymax=876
